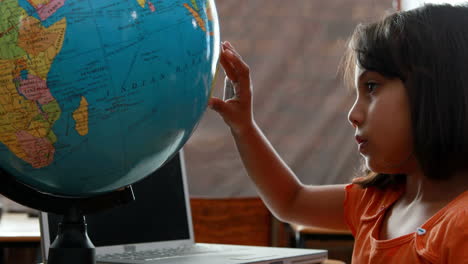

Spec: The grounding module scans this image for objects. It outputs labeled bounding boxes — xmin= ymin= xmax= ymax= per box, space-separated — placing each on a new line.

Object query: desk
xmin=0 ymin=213 xmax=40 ymax=245
xmin=0 ymin=215 xmax=346 ymax=264
xmin=0 ymin=213 xmax=41 ymax=264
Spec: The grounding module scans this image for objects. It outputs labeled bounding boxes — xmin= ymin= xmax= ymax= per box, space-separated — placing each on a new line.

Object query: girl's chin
xmin=364 ymin=159 xmax=387 ymax=174
xmin=365 ymin=161 xmax=405 ymax=175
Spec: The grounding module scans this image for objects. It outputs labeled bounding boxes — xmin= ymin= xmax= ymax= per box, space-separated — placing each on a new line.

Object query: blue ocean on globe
xmin=0 ymin=0 xmax=220 ymax=196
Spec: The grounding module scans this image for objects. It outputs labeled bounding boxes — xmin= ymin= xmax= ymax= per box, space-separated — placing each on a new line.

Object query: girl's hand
xmin=208 ymin=41 xmax=254 ymax=135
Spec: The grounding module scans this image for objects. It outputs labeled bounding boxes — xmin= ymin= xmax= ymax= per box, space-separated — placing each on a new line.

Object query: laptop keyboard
xmin=98 ymin=244 xmax=224 ymax=261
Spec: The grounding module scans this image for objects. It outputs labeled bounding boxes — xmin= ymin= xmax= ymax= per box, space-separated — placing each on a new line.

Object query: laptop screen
xmin=45 ymin=152 xmax=190 ymax=247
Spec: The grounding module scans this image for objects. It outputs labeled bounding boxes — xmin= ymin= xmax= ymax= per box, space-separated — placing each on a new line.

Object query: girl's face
xmin=348 ymin=65 xmax=415 ymax=174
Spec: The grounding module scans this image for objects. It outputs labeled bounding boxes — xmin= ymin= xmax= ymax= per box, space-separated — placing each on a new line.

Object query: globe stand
xmin=0 ymin=167 xmax=135 ymax=264
xmin=48 ymin=207 xmax=95 ymax=264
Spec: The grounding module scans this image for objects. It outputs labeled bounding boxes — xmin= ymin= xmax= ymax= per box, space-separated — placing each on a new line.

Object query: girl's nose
xmin=348 ymin=101 xmax=363 ymax=128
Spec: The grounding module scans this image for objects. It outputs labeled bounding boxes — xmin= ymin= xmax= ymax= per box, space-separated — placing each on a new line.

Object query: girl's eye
xmin=365 ymin=81 xmax=378 ymax=94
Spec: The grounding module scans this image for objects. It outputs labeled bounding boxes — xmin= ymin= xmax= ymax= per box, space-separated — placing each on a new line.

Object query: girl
xmin=208 ymin=4 xmax=468 ymax=264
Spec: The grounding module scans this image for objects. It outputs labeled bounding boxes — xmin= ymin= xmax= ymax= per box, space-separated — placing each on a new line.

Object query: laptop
xmin=40 ymin=150 xmax=327 ymax=264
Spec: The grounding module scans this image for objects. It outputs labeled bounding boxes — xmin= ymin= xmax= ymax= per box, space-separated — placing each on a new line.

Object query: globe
xmin=0 ymin=0 xmax=220 ymax=197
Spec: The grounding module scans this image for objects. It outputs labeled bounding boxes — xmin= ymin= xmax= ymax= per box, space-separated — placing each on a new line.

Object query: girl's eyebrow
xmin=358 ymin=70 xmax=384 ymax=83
xmin=357 ymin=70 xmax=371 ymax=83
xmin=355 ymin=70 xmax=369 ymax=88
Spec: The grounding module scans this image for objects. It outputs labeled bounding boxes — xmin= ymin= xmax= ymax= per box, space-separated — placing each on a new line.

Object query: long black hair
xmin=341 ymin=4 xmax=468 ymax=189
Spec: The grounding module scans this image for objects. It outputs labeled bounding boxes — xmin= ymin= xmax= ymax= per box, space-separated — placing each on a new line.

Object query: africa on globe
xmin=0 ymin=0 xmax=220 ymax=196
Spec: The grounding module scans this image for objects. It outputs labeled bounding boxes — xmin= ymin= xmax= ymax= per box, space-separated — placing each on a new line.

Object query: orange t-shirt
xmin=344 ymin=183 xmax=468 ymax=263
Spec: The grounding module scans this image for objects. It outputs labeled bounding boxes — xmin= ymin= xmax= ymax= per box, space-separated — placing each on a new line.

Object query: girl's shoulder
xmin=344 ymin=181 xmax=404 ymax=234
xmin=438 ymin=190 xmax=468 ymax=227
xmin=345 ymin=180 xmax=404 ymax=214
xmin=418 ymin=190 xmax=468 ymax=244
xmin=417 ymin=191 xmax=468 ymax=262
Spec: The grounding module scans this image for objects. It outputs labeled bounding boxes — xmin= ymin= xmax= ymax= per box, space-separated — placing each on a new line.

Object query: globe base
xmin=48 ymin=207 xmax=96 ymax=264
xmin=49 ymin=248 xmax=96 ymax=264
xmin=0 ymin=167 xmax=136 ymax=263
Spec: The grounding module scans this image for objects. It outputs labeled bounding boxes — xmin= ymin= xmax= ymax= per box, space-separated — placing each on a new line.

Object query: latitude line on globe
xmin=53 ymin=17 xmax=197 ymax=63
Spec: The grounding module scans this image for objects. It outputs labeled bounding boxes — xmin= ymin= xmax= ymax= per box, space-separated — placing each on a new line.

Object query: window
xmin=401 ymin=0 xmax=467 ymax=10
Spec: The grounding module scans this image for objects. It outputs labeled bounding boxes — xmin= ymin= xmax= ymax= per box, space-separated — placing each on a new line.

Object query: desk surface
xmin=0 ymin=213 xmax=40 ymax=242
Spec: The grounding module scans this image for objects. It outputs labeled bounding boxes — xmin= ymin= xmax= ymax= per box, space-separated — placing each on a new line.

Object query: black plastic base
xmin=48 ymin=208 xmax=96 ymax=264
xmin=49 ymin=248 xmax=96 ymax=264
xmin=0 ymin=167 xmax=135 ymax=264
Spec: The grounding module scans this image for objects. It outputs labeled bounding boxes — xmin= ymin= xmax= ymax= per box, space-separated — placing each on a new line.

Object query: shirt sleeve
xmin=343 ymin=183 xmax=362 ymax=236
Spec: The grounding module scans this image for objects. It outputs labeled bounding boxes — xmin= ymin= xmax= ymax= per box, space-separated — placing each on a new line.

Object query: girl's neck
xmin=403 ymin=170 xmax=468 ymax=204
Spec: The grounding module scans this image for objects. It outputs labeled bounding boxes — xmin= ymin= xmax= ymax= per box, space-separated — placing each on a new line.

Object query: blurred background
xmin=186 ymin=0 xmax=468 ymax=196
xmin=182 ymin=2 xmax=396 ymax=261
xmin=184 ymin=0 xmax=394 ymax=197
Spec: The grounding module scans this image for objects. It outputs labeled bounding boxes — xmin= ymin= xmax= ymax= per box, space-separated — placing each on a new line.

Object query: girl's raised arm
xmin=209 ymin=41 xmax=348 ymax=231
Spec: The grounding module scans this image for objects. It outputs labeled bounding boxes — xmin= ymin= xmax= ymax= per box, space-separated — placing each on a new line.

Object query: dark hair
xmin=341 ymin=4 xmax=468 ymax=189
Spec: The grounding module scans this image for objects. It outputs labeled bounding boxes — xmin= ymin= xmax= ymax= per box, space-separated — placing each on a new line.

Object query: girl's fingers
xmin=225 ymin=51 xmax=249 ymax=79
xmin=224 ymin=41 xmax=237 ymax=53
xmin=208 ymin=97 xmax=229 ymax=115
xmin=220 ymin=45 xmax=238 ymax=82
xmin=222 ymin=43 xmax=251 ymax=94
xmin=222 ymin=42 xmax=249 ymax=78
xmin=223 ymin=42 xmax=243 ymax=65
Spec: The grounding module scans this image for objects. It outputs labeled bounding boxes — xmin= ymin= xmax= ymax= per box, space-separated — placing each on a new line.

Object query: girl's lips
xmin=355 ymin=135 xmax=367 ymax=144
xmin=355 ymin=135 xmax=368 ymax=153
xmin=359 ymin=141 xmax=368 ymax=153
